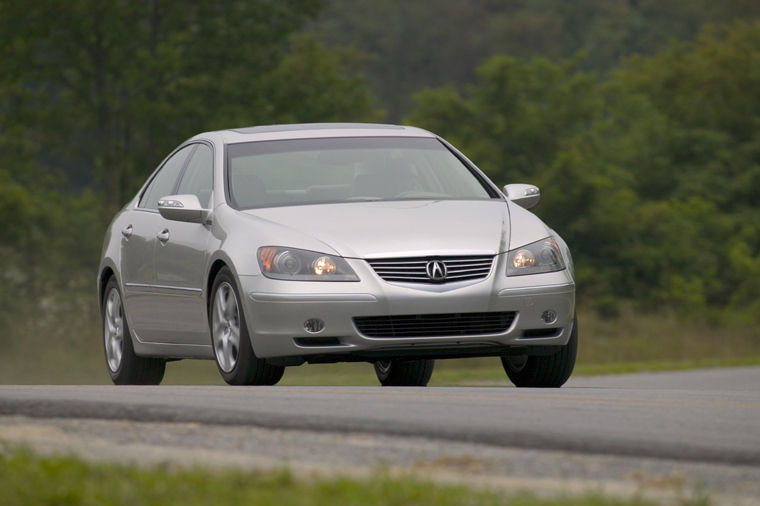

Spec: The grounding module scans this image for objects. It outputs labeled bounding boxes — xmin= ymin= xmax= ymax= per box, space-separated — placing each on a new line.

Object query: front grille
xmin=367 ymin=255 xmax=494 ymax=284
xmin=353 ymin=311 xmax=516 ymax=338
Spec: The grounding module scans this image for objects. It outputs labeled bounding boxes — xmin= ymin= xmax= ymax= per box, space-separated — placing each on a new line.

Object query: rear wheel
xmin=374 ymin=359 xmax=435 ymax=386
xmin=102 ymin=277 xmax=165 ymax=385
xmin=501 ymin=314 xmax=578 ymax=388
xmin=210 ymin=267 xmax=284 ymax=385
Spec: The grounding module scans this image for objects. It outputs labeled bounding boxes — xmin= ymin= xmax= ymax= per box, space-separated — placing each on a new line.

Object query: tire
xmin=501 ymin=313 xmax=578 ymax=388
xmin=209 ymin=267 xmax=284 ymax=385
xmin=102 ymin=277 xmax=165 ymax=385
xmin=374 ymin=359 xmax=435 ymax=386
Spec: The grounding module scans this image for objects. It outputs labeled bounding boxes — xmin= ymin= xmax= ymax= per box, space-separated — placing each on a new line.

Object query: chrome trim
xmin=292 ymin=341 xmax=356 ymax=350
xmin=132 ymin=330 xmax=211 ymax=347
xmin=498 ymin=283 xmax=575 ymax=297
xmin=248 ymin=292 xmax=378 ymax=303
xmin=425 ymin=260 xmax=447 ymax=281
xmin=158 ymin=199 xmax=184 ymax=208
xmin=368 ymin=255 xmax=494 ymax=284
xmin=124 ymin=282 xmax=203 ymax=294
xmin=375 ymin=278 xmax=487 ymax=293
xmin=362 ymin=249 xmax=498 ymax=259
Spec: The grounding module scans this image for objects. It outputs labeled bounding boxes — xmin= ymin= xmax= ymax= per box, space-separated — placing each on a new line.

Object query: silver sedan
xmin=98 ymin=123 xmax=577 ymax=387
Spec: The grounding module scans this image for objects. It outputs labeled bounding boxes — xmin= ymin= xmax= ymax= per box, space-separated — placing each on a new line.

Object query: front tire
xmin=210 ymin=267 xmax=284 ymax=385
xmin=501 ymin=314 xmax=578 ymax=388
xmin=374 ymin=359 xmax=435 ymax=386
xmin=102 ymin=277 xmax=165 ymax=385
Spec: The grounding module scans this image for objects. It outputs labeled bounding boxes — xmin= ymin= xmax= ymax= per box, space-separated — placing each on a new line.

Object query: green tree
xmin=0 ymin=0 xmax=382 ymax=204
xmin=407 ymin=22 xmax=760 ymax=318
xmin=312 ymin=0 xmax=760 ymax=120
xmin=0 ymin=0 xmax=381 ymax=337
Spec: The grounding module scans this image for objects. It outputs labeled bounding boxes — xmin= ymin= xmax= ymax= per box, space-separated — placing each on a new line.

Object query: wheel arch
xmin=206 ymin=259 xmax=229 ymax=309
xmin=205 ymin=249 xmax=244 ymax=303
xmin=98 ymin=263 xmax=118 ymax=314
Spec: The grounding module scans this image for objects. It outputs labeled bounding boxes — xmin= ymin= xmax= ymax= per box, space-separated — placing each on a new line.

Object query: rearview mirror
xmin=503 ymin=184 xmax=540 ymax=209
xmin=157 ymin=194 xmax=209 ymax=223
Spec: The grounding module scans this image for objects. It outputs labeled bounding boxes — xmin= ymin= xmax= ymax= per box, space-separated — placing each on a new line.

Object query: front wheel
xmin=102 ymin=277 xmax=165 ymax=385
xmin=501 ymin=314 xmax=578 ymax=388
xmin=374 ymin=359 xmax=435 ymax=386
xmin=210 ymin=267 xmax=284 ymax=385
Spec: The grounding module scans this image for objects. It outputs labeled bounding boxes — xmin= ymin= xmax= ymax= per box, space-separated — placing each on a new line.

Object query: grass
xmin=0 ymin=302 xmax=758 ymax=385
xmin=0 ymin=448 xmax=688 ymax=506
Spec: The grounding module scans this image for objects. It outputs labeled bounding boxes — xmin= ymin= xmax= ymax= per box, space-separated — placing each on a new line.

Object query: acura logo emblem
xmin=425 ymin=260 xmax=447 ymax=282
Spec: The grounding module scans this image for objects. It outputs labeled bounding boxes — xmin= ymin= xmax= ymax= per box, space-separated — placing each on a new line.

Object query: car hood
xmin=242 ymin=200 xmax=510 ymax=258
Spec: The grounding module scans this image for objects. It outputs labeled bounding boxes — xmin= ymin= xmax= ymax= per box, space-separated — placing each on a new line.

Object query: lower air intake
xmin=353 ymin=311 xmax=517 ymax=338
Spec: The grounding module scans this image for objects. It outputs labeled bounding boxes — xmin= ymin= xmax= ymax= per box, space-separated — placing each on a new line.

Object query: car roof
xmin=191 ymin=123 xmax=437 ymax=144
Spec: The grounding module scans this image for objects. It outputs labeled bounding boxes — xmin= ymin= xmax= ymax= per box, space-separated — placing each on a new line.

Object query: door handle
xmin=157 ymin=229 xmax=170 ymax=243
xmin=121 ymin=225 xmax=133 ymax=238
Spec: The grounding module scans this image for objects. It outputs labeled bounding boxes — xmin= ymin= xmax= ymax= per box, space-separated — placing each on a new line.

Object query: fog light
xmin=541 ymin=310 xmax=557 ymax=325
xmin=303 ymin=318 xmax=325 ymax=334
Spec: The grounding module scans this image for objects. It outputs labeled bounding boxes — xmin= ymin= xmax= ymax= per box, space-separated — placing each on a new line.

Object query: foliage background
xmin=1 ymin=0 xmax=758 ymax=382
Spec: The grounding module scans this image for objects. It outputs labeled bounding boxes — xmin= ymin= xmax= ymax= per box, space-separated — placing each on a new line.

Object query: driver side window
xmin=176 ymin=144 xmax=213 ymax=208
xmin=139 ymin=145 xmax=194 ymax=209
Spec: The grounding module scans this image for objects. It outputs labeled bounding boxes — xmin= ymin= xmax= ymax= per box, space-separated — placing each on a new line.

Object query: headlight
xmin=506 ymin=237 xmax=566 ymax=276
xmin=258 ymin=247 xmax=359 ymax=281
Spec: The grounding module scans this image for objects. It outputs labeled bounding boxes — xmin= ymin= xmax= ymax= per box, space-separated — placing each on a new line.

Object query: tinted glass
xmin=176 ymin=144 xmax=213 ymax=207
xmin=139 ymin=145 xmax=194 ymax=209
xmin=227 ymin=137 xmax=495 ymax=209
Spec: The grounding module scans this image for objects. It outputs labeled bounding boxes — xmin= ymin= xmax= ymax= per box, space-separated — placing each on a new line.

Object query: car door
xmin=152 ymin=143 xmax=214 ymax=345
xmin=121 ymin=144 xmax=194 ymax=343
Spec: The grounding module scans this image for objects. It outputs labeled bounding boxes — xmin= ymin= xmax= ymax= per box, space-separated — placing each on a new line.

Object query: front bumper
xmin=238 ymin=256 xmax=575 ymax=360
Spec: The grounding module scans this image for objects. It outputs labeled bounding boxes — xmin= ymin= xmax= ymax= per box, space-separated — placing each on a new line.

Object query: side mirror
xmin=157 ymin=194 xmax=208 ymax=223
xmin=503 ymin=184 xmax=541 ymax=209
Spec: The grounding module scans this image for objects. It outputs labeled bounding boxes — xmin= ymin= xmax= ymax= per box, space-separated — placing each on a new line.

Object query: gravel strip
xmin=1 ymin=415 xmax=758 ymax=505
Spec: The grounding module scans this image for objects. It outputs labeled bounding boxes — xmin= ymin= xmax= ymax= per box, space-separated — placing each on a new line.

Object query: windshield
xmin=226 ymin=137 xmax=497 ymax=209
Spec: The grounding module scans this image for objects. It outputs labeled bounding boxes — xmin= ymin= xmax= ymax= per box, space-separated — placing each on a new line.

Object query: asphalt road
xmin=0 ymin=367 xmax=758 ymax=466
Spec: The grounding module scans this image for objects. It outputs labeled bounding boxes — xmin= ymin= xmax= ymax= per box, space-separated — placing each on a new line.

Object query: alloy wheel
xmin=212 ymin=282 xmax=241 ymax=373
xmin=104 ymin=288 xmax=124 ymax=372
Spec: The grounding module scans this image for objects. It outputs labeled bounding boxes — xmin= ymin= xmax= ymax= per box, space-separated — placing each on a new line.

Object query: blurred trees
xmin=0 ymin=0 xmax=379 ymax=203
xmin=1 ymin=0 xmax=759 ymax=338
xmin=408 ymin=22 xmax=760 ymax=319
xmin=313 ymin=0 xmax=760 ymax=120
xmin=0 ymin=0 xmax=379 ymax=329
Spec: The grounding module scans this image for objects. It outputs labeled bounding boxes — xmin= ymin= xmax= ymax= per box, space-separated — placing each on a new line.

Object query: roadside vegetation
xmin=1 ymin=301 xmax=757 ymax=385
xmin=0 ymin=448 xmax=706 ymax=506
xmin=1 ymin=2 xmax=759 ymax=384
